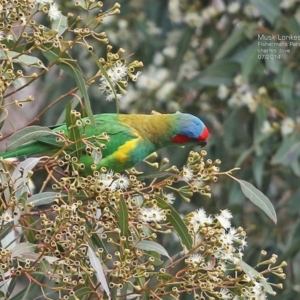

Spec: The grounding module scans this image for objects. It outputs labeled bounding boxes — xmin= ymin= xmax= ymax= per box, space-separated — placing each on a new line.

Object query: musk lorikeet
xmin=0 ymin=113 xmax=209 ymax=173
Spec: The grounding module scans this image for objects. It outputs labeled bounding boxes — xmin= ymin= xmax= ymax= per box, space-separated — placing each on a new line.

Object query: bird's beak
xmin=198 ymin=141 xmax=207 ymax=147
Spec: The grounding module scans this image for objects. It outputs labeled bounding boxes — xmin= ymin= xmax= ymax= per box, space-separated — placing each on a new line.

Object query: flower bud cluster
xmin=98 ymin=45 xmax=143 ymax=101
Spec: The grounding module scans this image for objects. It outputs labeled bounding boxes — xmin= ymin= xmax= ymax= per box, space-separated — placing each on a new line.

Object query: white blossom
xmin=168 ymin=0 xmax=182 ymax=23
xmin=162 ymin=46 xmax=177 ymax=58
xmin=227 ymin=2 xmax=241 ymax=14
xmin=163 ymin=193 xmax=175 ymax=205
xmin=178 ymin=58 xmax=199 ymax=80
xmin=146 ymin=21 xmax=161 ymax=35
xmin=281 ymin=117 xmax=295 ymax=136
xmin=220 ymin=209 xmax=233 ymax=220
xmin=6 ymin=34 xmax=13 ymax=41
xmin=242 ymin=91 xmax=257 ymax=113
xmin=182 ymin=165 xmax=193 ymax=182
xmin=97 ymin=170 xmax=114 ymax=190
xmin=203 ymin=37 xmax=214 ymax=49
xmin=228 ymin=92 xmax=243 ymax=107
xmin=216 ymin=213 xmax=231 ymax=229
xmin=48 ymin=3 xmax=62 ymax=21
xmin=253 ymin=281 xmax=266 ymax=296
xmin=189 ymin=253 xmax=203 ymax=264
xmin=258 ymin=86 xmax=267 ymax=95
xmin=0 ymin=210 xmax=13 ymax=223
xmin=105 ymin=92 xmax=123 ymax=102
xmin=243 ymin=4 xmax=260 ymax=18
xmin=261 ymin=120 xmax=272 ymax=134
xmin=107 ymin=63 xmax=127 ymax=81
xmin=99 ymin=63 xmax=128 ymax=101
xmin=137 ymin=66 xmax=169 ymax=91
xmin=219 ymin=288 xmax=231 ymax=299
xmin=190 ymin=208 xmax=213 ymax=233
xmin=153 ymin=52 xmax=164 ymax=66
xmin=156 ymin=81 xmax=176 ymax=101
xmin=217 ymin=84 xmax=229 ymax=100
xmin=280 ymin=0 xmax=297 ymax=9
xmin=184 ymin=12 xmax=205 ymax=28
xmin=202 ymin=6 xmax=220 ymax=21
xmin=234 ymin=74 xmax=245 ymax=86
xmin=118 ymin=19 xmax=128 ymax=29
xmin=193 ymin=208 xmax=207 ymax=224
xmin=139 ymin=207 xmax=164 ymax=222
xmin=111 ymin=174 xmax=130 ymax=191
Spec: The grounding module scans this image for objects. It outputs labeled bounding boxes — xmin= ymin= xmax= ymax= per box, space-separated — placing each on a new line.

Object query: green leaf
xmin=285 ymin=141 xmax=300 ymax=168
xmin=87 ymin=222 xmax=108 ymax=257
xmin=91 ymin=149 xmax=102 ymax=164
xmin=156 ymin=197 xmax=193 ymax=250
xmin=6 ymin=126 xmax=54 ymax=151
xmin=136 ymin=276 xmax=148 ymax=300
xmin=271 ymin=138 xmax=300 ymax=176
xmin=235 ymin=259 xmax=274 ymax=294
xmin=39 ymin=258 xmax=51 ymax=278
xmin=41 ymin=45 xmax=95 ymax=126
xmin=196 ymin=60 xmax=240 ymax=87
xmin=252 ymin=155 xmax=265 ymax=188
xmin=215 ymin=25 xmax=246 ymax=60
xmin=280 ymin=66 xmax=294 ymax=100
xmin=264 ymin=44 xmax=282 ymax=74
xmin=9 ymin=280 xmax=32 ymax=300
xmin=27 ymin=192 xmax=57 ymax=206
xmin=173 ymin=26 xmax=195 ymax=74
xmin=284 ymin=16 xmax=300 ymax=35
xmin=0 ymin=267 xmax=13 ymax=297
xmin=0 ymin=223 xmax=14 ymax=240
xmin=51 ymin=15 xmax=68 ymax=36
xmin=0 ymin=108 xmax=8 ymax=131
xmin=19 ymin=215 xmax=36 ymax=244
xmin=241 ymin=42 xmax=261 ymax=79
xmin=6 ymin=276 xmax=17 ymax=299
xmin=251 ymin=0 xmax=280 ymax=25
xmin=271 ymin=135 xmax=298 ymax=165
xmin=235 ymin=132 xmax=272 ymax=167
xmin=0 ymin=50 xmax=47 ymax=69
xmin=87 ymin=246 xmax=110 ymax=298
xmin=12 ymin=157 xmax=42 ymax=182
xmin=118 ymin=198 xmax=129 ymax=238
xmin=238 ymin=179 xmax=277 ymax=223
xmin=75 ymin=287 xmax=95 ymax=299
xmin=135 ymin=240 xmax=170 ymax=259
xmin=11 ymin=242 xmax=36 ymax=258
xmin=56 ymin=95 xmax=80 ymax=124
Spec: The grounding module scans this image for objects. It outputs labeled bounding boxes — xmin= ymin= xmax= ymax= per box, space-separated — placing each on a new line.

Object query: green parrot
xmin=0 ymin=113 xmax=209 ymax=173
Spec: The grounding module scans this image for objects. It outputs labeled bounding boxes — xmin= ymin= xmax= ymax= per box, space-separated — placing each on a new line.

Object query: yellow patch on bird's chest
xmin=113 ymin=139 xmax=138 ymax=164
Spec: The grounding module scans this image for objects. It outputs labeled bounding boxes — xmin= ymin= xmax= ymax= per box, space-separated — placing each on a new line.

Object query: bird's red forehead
xmin=198 ymin=126 xmax=209 ymax=141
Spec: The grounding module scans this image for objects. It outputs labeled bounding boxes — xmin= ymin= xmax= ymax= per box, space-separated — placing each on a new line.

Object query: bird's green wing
xmin=34 ymin=114 xmax=141 ymax=172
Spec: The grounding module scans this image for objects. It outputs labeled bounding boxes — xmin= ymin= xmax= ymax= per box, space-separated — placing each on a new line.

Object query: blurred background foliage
xmin=2 ymin=0 xmax=300 ymax=299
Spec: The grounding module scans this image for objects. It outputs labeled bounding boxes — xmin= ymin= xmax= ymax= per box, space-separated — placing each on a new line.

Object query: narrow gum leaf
xmin=27 ymin=192 xmax=58 ymax=206
xmin=7 ymin=126 xmax=54 ymax=151
xmin=156 ymin=197 xmax=193 ymax=250
xmin=135 ymin=240 xmax=171 ymax=259
xmin=238 ymin=179 xmax=277 ymax=223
